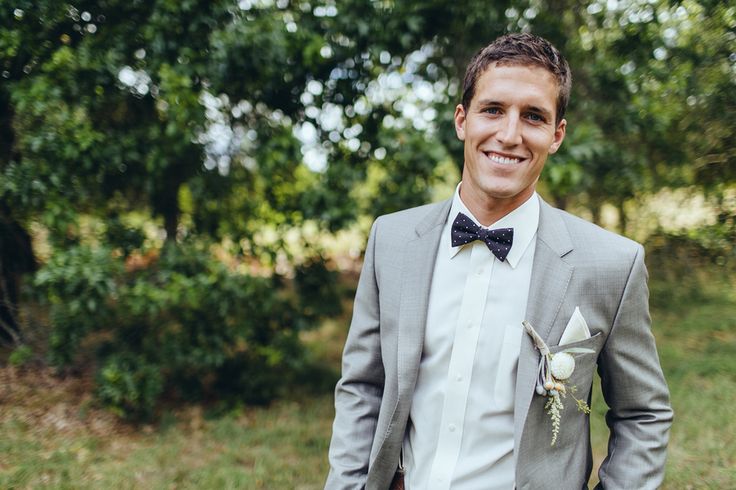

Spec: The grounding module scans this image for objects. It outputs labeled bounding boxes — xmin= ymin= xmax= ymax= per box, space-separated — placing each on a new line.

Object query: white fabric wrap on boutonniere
xmin=522 ymin=307 xmax=596 ymax=446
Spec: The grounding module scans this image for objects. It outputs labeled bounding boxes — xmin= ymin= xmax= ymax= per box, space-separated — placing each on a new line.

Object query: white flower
xmin=550 ymin=352 xmax=575 ymax=380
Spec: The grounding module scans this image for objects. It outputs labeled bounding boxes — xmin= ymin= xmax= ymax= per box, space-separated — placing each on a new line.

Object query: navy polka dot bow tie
xmin=451 ymin=212 xmax=514 ymax=262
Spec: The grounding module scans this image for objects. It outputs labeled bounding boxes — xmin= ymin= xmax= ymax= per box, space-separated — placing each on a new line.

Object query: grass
xmin=1 ymin=265 xmax=735 ymax=489
xmin=0 ymin=390 xmax=334 ymax=489
xmin=648 ymin=269 xmax=736 ymax=487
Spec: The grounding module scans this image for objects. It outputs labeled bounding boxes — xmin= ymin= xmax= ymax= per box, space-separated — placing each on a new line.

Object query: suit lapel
xmin=514 ymin=199 xmax=575 ymax=452
xmin=397 ymin=199 xmax=451 ymax=400
xmin=388 ymin=197 xmax=574 ymax=455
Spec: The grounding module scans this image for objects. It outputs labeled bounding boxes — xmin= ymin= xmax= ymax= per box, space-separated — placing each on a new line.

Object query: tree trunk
xmin=156 ymin=176 xmax=181 ymax=244
xmin=553 ymin=194 xmax=568 ymax=211
xmin=164 ymin=208 xmax=179 ymax=244
xmin=0 ymin=211 xmax=36 ymax=345
xmin=590 ymin=201 xmax=602 ymax=226
xmin=617 ymin=198 xmax=628 ymax=236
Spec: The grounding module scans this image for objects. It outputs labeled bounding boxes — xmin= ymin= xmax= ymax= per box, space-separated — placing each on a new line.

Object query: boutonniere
xmin=522 ymin=320 xmax=594 ymax=446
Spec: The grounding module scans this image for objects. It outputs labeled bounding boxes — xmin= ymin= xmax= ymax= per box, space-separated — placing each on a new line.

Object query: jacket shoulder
xmin=373 ymin=199 xmax=450 ymax=237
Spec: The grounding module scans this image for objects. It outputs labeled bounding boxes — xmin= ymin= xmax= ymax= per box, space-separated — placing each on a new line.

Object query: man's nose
xmin=496 ymin=114 xmax=522 ymax=146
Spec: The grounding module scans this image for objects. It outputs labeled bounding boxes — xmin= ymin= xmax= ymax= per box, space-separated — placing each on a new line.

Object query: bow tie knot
xmin=451 ymin=212 xmax=514 ymax=262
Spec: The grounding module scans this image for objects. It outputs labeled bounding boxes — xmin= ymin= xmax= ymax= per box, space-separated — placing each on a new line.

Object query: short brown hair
xmin=461 ymin=33 xmax=572 ymax=124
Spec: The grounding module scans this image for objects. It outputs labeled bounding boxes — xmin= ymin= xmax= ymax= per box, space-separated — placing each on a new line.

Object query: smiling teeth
xmin=487 ymin=153 xmax=520 ymax=164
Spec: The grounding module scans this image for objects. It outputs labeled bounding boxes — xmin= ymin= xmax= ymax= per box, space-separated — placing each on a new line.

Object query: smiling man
xmin=326 ymin=33 xmax=672 ymax=490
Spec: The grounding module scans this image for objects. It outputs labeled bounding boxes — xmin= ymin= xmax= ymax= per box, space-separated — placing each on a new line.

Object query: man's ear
xmin=454 ymin=104 xmax=466 ymax=141
xmin=548 ymin=118 xmax=567 ymax=154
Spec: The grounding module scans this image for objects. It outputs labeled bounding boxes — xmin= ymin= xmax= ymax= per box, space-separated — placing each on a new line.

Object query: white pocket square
xmin=558 ymin=306 xmax=591 ymax=345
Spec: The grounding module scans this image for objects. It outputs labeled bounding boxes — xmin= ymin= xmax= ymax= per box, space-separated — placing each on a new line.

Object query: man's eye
xmin=526 ymin=112 xmax=544 ymax=122
xmin=483 ymin=107 xmax=501 ymax=115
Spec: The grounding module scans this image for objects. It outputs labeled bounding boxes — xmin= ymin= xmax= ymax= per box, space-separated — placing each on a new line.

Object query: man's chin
xmin=477 ymin=184 xmax=536 ymax=204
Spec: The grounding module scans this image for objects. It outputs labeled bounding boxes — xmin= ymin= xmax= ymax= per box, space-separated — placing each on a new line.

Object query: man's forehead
xmin=475 ymin=63 xmax=558 ymax=92
xmin=471 ymin=62 xmax=559 ymax=107
xmin=481 ymin=60 xmax=558 ymax=84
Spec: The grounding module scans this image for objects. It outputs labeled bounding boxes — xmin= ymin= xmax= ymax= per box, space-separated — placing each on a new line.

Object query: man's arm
xmin=326 ymin=220 xmax=386 ymax=490
xmin=596 ymin=245 xmax=674 ymax=489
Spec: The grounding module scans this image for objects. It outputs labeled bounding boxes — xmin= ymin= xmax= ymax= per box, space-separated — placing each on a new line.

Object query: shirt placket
xmin=427 ymin=242 xmax=494 ymax=489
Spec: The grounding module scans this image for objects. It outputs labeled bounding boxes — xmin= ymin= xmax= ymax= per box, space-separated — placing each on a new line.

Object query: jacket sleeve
xmin=596 ymin=245 xmax=674 ymax=489
xmin=325 ymin=219 xmax=386 ymax=490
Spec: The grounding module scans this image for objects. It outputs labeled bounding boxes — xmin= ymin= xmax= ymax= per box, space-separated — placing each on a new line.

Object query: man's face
xmin=454 ymin=63 xmax=566 ymax=217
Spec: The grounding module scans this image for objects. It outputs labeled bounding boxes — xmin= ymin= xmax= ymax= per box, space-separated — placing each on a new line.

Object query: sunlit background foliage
xmin=1 ymin=0 xmax=734 ymax=420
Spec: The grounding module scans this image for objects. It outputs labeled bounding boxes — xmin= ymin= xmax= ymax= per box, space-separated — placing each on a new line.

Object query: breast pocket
xmin=549 ymin=332 xmax=605 ymax=401
xmin=494 ymin=325 xmax=523 ymax=412
xmin=549 ymin=332 xmax=604 ymax=355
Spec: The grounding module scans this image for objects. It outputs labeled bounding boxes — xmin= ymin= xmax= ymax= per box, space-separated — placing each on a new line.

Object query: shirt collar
xmin=446 ymin=182 xmax=540 ymax=268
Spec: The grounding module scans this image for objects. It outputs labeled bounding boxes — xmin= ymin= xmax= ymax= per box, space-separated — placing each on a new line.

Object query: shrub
xmin=33 ymin=245 xmax=121 ymax=366
xmin=294 ymin=256 xmax=343 ymax=321
xmin=33 ymin=242 xmax=335 ymax=419
xmin=645 ymin=221 xmax=735 ymax=309
xmin=8 ymin=345 xmax=33 ymax=367
xmin=96 ymin=352 xmax=164 ymax=419
xmin=646 ymin=220 xmax=735 ymax=277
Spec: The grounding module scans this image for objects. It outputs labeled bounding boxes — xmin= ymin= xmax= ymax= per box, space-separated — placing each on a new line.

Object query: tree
xmin=1 ymin=0 xmax=732 ymax=412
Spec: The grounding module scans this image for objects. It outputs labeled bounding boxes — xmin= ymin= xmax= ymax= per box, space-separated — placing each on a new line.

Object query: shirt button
xmin=466 ymin=320 xmax=473 ymax=329
xmin=448 ymin=423 xmax=457 ymax=432
xmin=475 ymin=268 xmax=483 ymax=276
xmin=455 ymin=374 xmax=463 ymax=382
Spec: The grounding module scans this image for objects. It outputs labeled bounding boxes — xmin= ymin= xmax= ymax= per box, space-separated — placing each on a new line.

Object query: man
xmin=326 ymin=33 xmax=672 ymax=489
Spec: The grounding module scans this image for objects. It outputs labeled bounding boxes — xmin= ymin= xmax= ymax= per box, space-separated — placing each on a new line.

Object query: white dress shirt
xmin=403 ymin=185 xmax=540 ymax=490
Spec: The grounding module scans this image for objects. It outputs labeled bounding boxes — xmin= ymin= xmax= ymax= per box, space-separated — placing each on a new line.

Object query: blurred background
xmin=1 ymin=0 xmax=734 ymax=487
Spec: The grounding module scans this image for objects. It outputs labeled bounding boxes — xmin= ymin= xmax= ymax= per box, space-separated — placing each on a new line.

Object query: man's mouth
xmin=484 ymin=151 xmax=523 ymax=165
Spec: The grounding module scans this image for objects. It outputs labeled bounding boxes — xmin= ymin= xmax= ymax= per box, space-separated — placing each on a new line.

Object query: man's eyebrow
xmin=526 ymin=105 xmax=554 ymax=120
xmin=475 ymin=99 xmax=504 ymax=107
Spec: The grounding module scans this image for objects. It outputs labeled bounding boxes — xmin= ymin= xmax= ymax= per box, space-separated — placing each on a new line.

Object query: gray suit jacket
xmin=326 ymin=197 xmax=673 ymax=490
